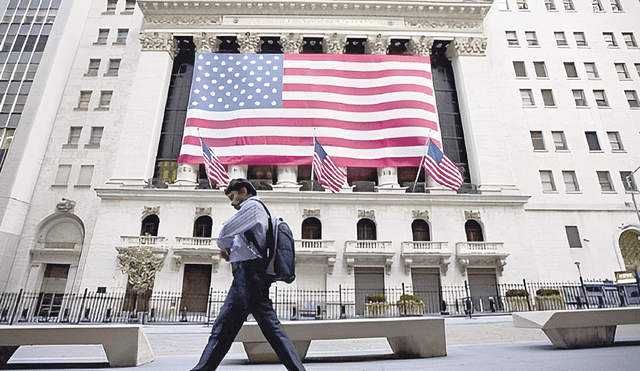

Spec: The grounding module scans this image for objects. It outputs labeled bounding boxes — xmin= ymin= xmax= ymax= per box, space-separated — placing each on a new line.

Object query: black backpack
xmin=253 ymin=199 xmax=296 ymax=284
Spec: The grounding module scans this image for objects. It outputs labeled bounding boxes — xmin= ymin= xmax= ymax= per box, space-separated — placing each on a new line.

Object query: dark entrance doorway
xmin=38 ymin=264 xmax=70 ymax=318
xmin=181 ymin=264 xmax=212 ymax=312
xmin=411 ymin=268 xmax=442 ymax=314
xmin=467 ymin=268 xmax=499 ymax=312
xmin=354 ymin=267 xmax=384 ymax=315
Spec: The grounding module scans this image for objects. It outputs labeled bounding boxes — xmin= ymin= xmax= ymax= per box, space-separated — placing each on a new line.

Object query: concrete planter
xmin=535 ymin=295 xmax=566 ymax=311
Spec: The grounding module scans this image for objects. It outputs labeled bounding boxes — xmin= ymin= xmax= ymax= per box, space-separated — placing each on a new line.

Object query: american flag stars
xmin=189 ymin=53 xmax=284 ymax=112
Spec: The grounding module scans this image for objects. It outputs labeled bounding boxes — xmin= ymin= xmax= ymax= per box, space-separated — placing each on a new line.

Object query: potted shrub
xmin=396 ymin=294 xmax=425 ymax=316
xmin=535 ymin=288 xmax=565 ymax=311
xmin=504 ymin=289 xmax=530 ymax=312
xmin=364 ymin=293 xmax=390 ymax=317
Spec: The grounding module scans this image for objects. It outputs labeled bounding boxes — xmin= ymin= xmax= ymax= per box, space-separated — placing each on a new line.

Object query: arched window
xmin=141 ymin=215 xmax=160 ymax=236
xmin=193 ymin=216 xmax=213 ymax=238
xmin=412 ymin=219 xmax=431 ymax=241
xmin=465 ymin=220 xmax=484 ymax=242
xmin=302 ymin=217 xmax=322 ymax=240
xmin=357 ymin=219 xmax=377 ymax=240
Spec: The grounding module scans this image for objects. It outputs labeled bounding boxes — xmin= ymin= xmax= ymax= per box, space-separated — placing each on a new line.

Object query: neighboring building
xmin=1 ymin=0 xmax=639 ymax=316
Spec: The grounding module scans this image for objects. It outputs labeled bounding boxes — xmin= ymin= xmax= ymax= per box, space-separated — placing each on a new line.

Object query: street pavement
xmin=6 ymin=314 xmax=640 ymax=370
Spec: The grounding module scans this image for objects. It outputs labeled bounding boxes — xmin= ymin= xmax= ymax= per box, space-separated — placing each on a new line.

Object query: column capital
xmin=367 ymin=34 xmax=390 ymax=55
xmin=139 ymin=32 xmax=176 ymax=56
xmin=194 ymin=32 xmax=221 ymax=53
xmin=280 ymin=33 xmax=303 ymax=54
xmin=237 ymin=32 xmax=262 ymax=54
xmin=325 ymin=33 xmax=347 ymax=54
xmin=407 ymin=36 xmax=434 ymax=57
xmin=452 ymin=37 xmax=487 ymax=57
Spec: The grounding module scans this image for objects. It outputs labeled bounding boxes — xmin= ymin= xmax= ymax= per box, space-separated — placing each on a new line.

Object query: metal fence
xmin=1 ymin=280 xmax=638 ymax=325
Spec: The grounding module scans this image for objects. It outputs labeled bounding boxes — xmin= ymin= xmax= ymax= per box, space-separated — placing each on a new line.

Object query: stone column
xmin=237 ymin=32 xmax=261 ymax=53
xmin=280 ymin=33 xmax=303 ymax=54
xmin=228 ymin=165 xmax=248 ymax=179
xmin=366 ymin=34 xmax=401 ymax=191
xmin=106 ymin=32 xmax=176 ymax=187
xmin=172 ymin=34 xmax=224 ymax=189
xmin=448 ymin=37 xmax=517 ymax=193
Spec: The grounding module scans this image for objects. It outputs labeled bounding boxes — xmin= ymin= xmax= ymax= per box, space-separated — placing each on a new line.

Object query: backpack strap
xmin=243 ymin=198 xmax=274 ymax=262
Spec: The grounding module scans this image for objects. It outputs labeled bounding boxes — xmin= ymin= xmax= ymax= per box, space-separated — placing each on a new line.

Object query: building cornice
xmin=138 ymin=1 xmax=492 ymax=33
xmin=95 ymin=187 xmax=530 ymax=207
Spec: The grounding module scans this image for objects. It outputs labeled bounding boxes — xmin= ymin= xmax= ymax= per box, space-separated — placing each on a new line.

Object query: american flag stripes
xmin=313 ymin=139 xmax=347 ymax=193
xmin=200 ymin=137 xmax=230 ymax=187
xmin=421 ymin=140 xmax=463 ymax=191
xmin=178 ymin=53 xmax=440 ymax=169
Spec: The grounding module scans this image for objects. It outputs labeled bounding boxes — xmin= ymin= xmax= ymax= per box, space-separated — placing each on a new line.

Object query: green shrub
xmin=365 ymin=293 xmax=386 ymax=303
xmin=396 ymin=294 xmax=424 ymax=305
xmin=536 ymin=289 xmax=561 ymax=297
xmin=505 ymin=289 xmax=529 ymax=298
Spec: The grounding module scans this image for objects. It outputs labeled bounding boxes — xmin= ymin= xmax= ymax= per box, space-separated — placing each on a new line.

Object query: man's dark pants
xmin=190 ymin=259 xmax=306 ymax=371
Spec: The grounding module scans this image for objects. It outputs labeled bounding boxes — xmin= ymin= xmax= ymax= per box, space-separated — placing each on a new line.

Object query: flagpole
xmin=412 ymin=130 xmax=433 ymax=193
xmin=197 ymin=128 xmax=213 ymax=189
xmin=311 ymin=128 xmax=316 ymax=182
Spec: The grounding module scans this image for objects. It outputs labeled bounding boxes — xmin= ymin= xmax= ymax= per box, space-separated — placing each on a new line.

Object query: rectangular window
xmin=88 ymin=127 xmax=104 ymax=146
xmin=552 ymin=131 xmax=568 ymax=150
xmin=592 ymin=0 xmax=604 ymax=12
xmin=603 ymin=32 xmax=618 ymax=47
xmin=125 ymin=0 xmax=136 ymax=11
xmin=517 ymin=0 xmax=528 ymax=10
xmin=554 ymin=32 xmax=568 ymax=46
xmin=597 ymin=171 xmax=614 ymax=192
xmin=593 ymin=90 xmax=608 ymax=107
xmin=86 ymin=59 xmax=100 ymax=77
xmin=563 ymin=0 xmax=575 ymax=10
xmin=541 ymin=89 xmax=556 ymax=107
xmin=607 ymin=131 xmax=623 ymax=151
xmin=621 ymin=171 xmax=638 ymax=192
xmin=116 ymin=29 xmax=128 ymax=44
xmin=106 ymin=0 xmax=117 ymax=12
xmin=564 ymin=62 xmax=578 ymax=78
xmin=530 ymin=131 xmax=545 ymax=150
xmin=497 ymin=0 xmax=510 ymax=10
xmin=54 ymin=165 xmax=72 ymax=186
xmin=96 ymin=29 xmax=109 ymax=45
xmin=585 ymin=131 xmax=601 ymax=151
xmin=545 ymin=0 xmax=556 ymax=10
xmin=97 ymin=91 xmax=113 ymax=110
xmin=584 ymin=62 xmax=599 ymax=78
xmin=626 ymin=90 xmax=640 ymax=108
xmin=623 ymin=33 xmax=637 ymax=48
xmin=506 ymin=31 xmax=519 ymax=46
xmin=525 ymin=31 xmax=539 ymax=46
xmin=562 ymin=171 xmax=580 ymax=192
xmin=635 ymin=63 xmax=640 ymax=77
xmin=565 ymin=226 xmax=582 ymax=248
xmin=610 ymin=0 xmax=623 ymax=12
xmin=574 ymin=32 xmax=588 ymax=46
xmin=105 ymin=59 xmax=120 ymax=76
xmin=615 ymin=63 xmax=630 ymax=79
xmin=77 ymin=165 xmax=94 ymax=186
xmin=573 ymin=89 xmax=588 ymax=107
xmin=540 ymin=170 xmax=557 ymax=192
xmin=520 ymin=89 xmax=535 ymax=107
xmin=66 ymin=127 xmax=82 ymax=147
xmin=77 ymin=91 xmax=91 ymax=110
xmin=513 ymin=61 xmax=527 ymax=77
xmin=534 ymin=61 xmax=548 ymax=78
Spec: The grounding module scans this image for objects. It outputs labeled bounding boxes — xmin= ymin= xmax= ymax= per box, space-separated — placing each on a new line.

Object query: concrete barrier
xmin=235 ymin=317 xmax=446 ymax=363
xmin=0 ymin=324 xmax=155 ymax=367
xmin=512 ymin=307 xmax=640 ymax=348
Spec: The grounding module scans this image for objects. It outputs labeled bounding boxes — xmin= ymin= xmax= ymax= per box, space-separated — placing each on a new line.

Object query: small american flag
xmin=200 ymin=137 xmax=229 ymax=187
xmin=313 ymin=139 xmax=346 ymax=193
xmin=421 ymin=140 xmax=463 ymax=191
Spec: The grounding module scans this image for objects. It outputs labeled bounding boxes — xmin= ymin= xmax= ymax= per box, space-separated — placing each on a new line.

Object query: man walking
xmin=190 ymin=179 xmax=306 ymax=371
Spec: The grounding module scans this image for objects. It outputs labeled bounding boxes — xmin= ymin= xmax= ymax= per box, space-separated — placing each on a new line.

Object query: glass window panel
xmin=513 ymin=61 xmax=527 ymax=77
xmin=540 ymin=170 xmax=556 ymax=192
xmin=54 ymin=164 xmax=71 ymax=185
xmin=597 ymin=171 xmax=614 ymax=191
xmin=564 ymin=62 xmax=578 ymax=78
xmin=594 ymin=90 xmax=608 ymax=107
xmin=552 ymin=131 xmax=568 ymax=150
xmin=562 ymin=171 xmax=580 ymax=192
xmin=530 ymin=131 xmax=545 ymax=150
xmin=585 ymin=131 xmax=601 ymax=150
xmin=77 ymin=165 xmax=94 ymax=186
xmin=534 ymin=62 xmax=548 ymax=77
xmin=607 ymin=131 xmax=623 ymax=151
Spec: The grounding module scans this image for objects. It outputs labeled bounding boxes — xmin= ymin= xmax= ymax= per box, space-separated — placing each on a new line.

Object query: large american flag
xmin=313 ymin=139 xmax=347 ymax=193
xmin=421 ymin=140 xmax=463 ymax=191
xmin=178 ymin=53 xmax=441 ymax=168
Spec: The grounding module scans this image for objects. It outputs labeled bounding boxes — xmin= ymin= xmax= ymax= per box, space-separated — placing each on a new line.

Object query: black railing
xmin=1 ymin=281 xmax=638 ymax=325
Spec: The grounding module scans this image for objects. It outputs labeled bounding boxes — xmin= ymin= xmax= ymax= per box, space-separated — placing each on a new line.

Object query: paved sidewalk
xmin=6 ymin=315 xmax=640 ymax=370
